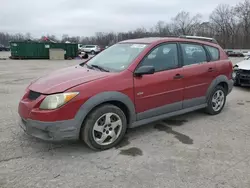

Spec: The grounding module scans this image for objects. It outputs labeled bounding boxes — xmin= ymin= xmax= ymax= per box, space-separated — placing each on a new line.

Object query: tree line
xmin=1 ymin=0 xmax=250 ymax=49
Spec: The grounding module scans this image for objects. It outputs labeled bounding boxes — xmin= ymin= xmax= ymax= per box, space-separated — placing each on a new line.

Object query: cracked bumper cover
xmin=19 ymin=118 xmax=80 ymax=141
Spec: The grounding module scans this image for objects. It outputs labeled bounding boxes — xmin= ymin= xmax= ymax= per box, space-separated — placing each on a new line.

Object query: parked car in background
xmin=242 ymin=51 xmax=250 ymax=60
xmin=0 ymin=44 xmax=10 ymax=51
xmin=244 ymin=56 xmax=250 ymax=60
xmin=98 ymin=45 xmax=106 ymax=51
xmin=225 ymin=50 xmax=244 ymax=57
xmin=81 ymin=45 xmax=101 ymax=55
xmin=18 ymin=36 xmax=233 ymax=150
xmin=232 ymin=59 xmax=250 ymax=86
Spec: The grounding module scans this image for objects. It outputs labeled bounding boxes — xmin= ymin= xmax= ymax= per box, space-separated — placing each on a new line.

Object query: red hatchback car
xmin=18 ymin=37 xmax=233 ymax=150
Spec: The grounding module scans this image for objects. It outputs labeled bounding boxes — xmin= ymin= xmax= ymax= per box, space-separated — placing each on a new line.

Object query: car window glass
xmin=86 ymin=43 xmax=148 ymax=72
xmin=139 ymin=43 xmax=178 ymax=72
xmin=181 ymin=43 xmax=207 ymax=66
xmin=205 ymin=45 xmax=219 ymax=61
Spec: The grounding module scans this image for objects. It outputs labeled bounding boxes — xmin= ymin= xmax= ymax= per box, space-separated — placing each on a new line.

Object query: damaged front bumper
xmin=233 ymin=69 xmax=250 ymax=86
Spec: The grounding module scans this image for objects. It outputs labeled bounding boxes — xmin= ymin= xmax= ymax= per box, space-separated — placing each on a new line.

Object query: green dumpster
xmin=10 ymin=41 xmax=78 ymax=59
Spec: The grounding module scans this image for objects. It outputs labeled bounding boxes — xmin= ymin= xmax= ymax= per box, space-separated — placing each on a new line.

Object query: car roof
xmin=119 ymin=37 xmax=163 ymax=44
xmin=119 ymin=37 xmax=219 ymax=47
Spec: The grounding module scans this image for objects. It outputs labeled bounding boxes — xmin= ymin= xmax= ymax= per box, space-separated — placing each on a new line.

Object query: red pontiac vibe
xmin=18 ymin=36 xmax=234 ymax=150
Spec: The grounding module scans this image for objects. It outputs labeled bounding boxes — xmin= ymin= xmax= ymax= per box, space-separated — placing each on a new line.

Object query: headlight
xmin=232 ymin=71 xmax=237 ymax=79
xmin=233 ymin=65 xmax=239 ymax=71
xmin=40 ymin=92 xmax=79 ymax=110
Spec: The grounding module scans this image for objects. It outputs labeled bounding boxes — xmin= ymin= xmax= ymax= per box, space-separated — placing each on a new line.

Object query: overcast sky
xmin=1 ymin=0 xmax=239 ymax=38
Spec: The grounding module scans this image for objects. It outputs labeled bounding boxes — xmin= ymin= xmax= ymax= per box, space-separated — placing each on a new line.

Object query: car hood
xmin=29 ymin=65 xmax=110 ymax=94
xmin=236 ymin=60 xmax=250 ymax=70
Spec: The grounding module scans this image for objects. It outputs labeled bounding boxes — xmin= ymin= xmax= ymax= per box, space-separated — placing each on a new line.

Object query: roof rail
xmin=179 ymin=35 xmax=218 ymax=44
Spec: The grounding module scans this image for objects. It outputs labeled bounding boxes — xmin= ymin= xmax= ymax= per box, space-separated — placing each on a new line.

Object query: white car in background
xmin=242 ymin=51 xmax=250 ymax=60
xmin=80 ymin=45 xmax=101 ymax=55
xmin=232 ymin=59 xmax=250 ymax=86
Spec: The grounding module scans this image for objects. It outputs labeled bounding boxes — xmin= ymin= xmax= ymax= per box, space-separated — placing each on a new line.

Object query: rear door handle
xmin=173 ymin=74 xmax=184 ymax=79
xmin=208 ymin=67 xmax=215 ymax=72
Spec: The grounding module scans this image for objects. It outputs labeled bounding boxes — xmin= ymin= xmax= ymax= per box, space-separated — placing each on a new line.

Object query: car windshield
xmin=86 ymin=43 xmax=148 ymax=72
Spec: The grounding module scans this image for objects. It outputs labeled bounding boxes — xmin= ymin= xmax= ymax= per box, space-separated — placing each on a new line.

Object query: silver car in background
xmin=81 ymin=45 xmax=101 ymax=55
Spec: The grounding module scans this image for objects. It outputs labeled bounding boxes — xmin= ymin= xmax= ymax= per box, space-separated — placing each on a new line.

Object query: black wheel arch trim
xmin=206 ymin=75 xmax=232 ymax=102
xmin=74 ymin=91 xmax=136 ymax=130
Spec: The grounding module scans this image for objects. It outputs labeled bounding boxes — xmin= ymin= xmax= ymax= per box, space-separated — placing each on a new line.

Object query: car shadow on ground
xmin=234 ymin=85 xmax=250 ymax=92
xmin=18 ymin=109 xmax=206 ymax=157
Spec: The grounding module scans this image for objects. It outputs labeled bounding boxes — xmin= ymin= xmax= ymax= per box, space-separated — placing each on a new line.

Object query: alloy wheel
xmin=212 ymin=90 xmax=225 ymax=112
xmin=92 ymin=113 xmax=122 ymax=146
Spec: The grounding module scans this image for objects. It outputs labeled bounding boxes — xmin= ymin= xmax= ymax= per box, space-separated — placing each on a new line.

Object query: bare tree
xmin=2 ymin=2 xmax=250 ymax=49
xmin=210 ymin=4 xmax=239 ymax=48
xmin=235 ymin=0 xmax=250 ymax=48
xmin=171 ymin=11 xmax=202 ymax=35
xmin=25 ymin=32 xmax=32 ymax=40
xmin=195 ymin=22 xmax=215 ymax=37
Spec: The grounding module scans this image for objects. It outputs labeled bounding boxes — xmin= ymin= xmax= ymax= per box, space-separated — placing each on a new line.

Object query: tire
xmin=90 ymin=51 xmax=95 ymax=55
xmin=82 ymin=104 xmax=127 ymax=150
xmin=205 ymin=85 xmax=227 ymax=115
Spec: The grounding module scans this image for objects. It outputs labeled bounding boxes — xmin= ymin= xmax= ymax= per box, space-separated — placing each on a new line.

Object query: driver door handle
xmin=173 ymin=74 xmax=184 ymax=79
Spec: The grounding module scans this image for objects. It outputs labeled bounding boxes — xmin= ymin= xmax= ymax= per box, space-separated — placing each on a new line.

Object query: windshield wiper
xmin=85 ymin=63 xmax=94 ymax=69
xmin=91 ymin=64 xmax=110 ymax=72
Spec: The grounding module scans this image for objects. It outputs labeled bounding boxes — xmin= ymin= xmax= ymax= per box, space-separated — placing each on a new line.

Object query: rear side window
xmin=180 ymin=43 xmax=207 ymax=66
xmin=205 ymin=45 xmax=219 ymax=61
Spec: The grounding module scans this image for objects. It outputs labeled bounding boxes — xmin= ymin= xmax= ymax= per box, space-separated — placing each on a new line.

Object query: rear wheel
xmin=82 ymin=104 xmax=127 ymax=150
xmin=205 ymin=85 xmax=226 ymax=115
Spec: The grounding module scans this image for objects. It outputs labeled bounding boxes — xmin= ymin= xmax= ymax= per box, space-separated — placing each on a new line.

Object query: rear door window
xmin=205 ymin=45 xmax=219 ymax=61
xmin=180 ymin=43 xmax=207 ymax=66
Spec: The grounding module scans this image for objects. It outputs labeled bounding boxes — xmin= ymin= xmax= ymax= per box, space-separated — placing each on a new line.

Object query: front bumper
xmin=234 ymin=70 xmax=250 ymax=86
xmin=19 ymin=118 xmax=80 ymax=141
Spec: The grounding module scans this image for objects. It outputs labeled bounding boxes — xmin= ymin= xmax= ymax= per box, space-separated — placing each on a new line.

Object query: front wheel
xmin=90 ymin=51 xmax=95 ymax=55
xmin=205 ymin=85 xmax=226 ymax=115
xmin=82 ymin=104 xmax=127 ymax=150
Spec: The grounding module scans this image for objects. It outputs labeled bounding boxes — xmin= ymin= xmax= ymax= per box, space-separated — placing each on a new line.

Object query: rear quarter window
xmin=205 ymin=45 xmax=219 ymax=61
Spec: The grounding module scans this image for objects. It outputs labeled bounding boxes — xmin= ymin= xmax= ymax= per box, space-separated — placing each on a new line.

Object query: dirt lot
xmin=0 ymin=55 xmax=250 ymax=188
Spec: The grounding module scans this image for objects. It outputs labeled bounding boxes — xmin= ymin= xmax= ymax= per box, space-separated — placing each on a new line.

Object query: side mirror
xmin=134 ymin=66 xmax=155 ymax=77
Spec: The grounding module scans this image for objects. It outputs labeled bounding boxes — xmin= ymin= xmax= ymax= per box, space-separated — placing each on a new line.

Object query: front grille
xmin=28 ymin=90 xmax=41 ymax=100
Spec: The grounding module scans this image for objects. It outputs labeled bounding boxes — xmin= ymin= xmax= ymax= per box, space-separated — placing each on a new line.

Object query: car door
xmin=134 ymin=43 xmax=184 ymax=120
xmin=84 ymin=46 xmax=90 ymax=52
xmin=180 ymin=43 xmax=217 ymax=108
xmin=82 ymin=45 xmax=87 ymax=52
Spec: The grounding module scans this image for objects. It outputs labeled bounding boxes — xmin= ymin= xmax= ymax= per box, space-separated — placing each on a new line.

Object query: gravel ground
xmin=0 ymin=55 xmax=250 ymax=188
